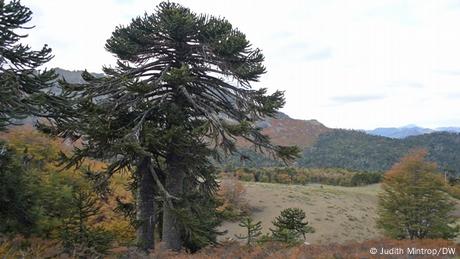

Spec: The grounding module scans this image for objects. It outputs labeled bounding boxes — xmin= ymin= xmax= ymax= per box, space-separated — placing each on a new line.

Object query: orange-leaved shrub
xmin=217 ymin=175 xmax=250 ymax=220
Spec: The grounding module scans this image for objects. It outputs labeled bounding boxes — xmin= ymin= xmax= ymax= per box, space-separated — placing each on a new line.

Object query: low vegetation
xmin=229 ymin=167 xmax=382 ymax=187
xmin=217 ymin=176 xmax=250 ymax=221
xmin=0 ymin=128 xmax=135 ymax=256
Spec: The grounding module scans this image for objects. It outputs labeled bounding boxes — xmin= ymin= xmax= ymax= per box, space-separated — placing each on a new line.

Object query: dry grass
xmin=150 ymin=239 xmax=460 ymax=259
xmin=219 ymin=182 xmax=382 ymax=244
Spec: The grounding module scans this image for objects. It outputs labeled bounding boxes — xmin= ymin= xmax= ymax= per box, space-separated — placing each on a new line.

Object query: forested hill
xmin=223 ymin=129 xmax=460 ymax=174
xmin=299 ymin=130 xmax=460 ymax=173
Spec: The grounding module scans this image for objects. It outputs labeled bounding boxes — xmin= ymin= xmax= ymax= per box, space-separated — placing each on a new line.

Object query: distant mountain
xmin=366 ymin=125 xmax=434 ymax=138
xmin=435 ymin=127 xmax=460 ymax=133
xmin=54 ymin=67 xmax=104 ymax=84
xmin=366 ymin=125 xmax=460 ymax=138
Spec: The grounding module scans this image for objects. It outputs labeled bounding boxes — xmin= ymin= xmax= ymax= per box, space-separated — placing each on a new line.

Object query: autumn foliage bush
xmin=377 ymin=149 xmax=459 ymax=240
xmin=217 ymin=175 xmax=250 ymax=220
xmin=0 ymin=127 xmax=135 ymax=255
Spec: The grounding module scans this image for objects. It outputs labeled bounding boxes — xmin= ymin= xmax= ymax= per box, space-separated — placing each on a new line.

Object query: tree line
xmin=228 ymin=167 xmax=382 ymax=187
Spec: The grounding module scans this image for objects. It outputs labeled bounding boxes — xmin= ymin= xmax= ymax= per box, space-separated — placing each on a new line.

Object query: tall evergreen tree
xmin=40 ymin=1 xmax=298 ymax=252
xmin=0 ymin=0 xmax=56 ymax=130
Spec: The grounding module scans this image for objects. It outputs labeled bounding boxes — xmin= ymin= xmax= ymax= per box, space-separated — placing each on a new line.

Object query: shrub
xmin=217 ymin=176 xmax=249 ymax=221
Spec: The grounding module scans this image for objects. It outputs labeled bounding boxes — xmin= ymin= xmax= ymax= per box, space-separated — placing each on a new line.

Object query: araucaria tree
xmin=270 ymin=208 xmax=314 ymax=244
xmin=235 ymin=217 xmax=263 ymax=246
xmin=377 ymin=149 xmax=459 ymax=240
xmin=41 ymin=1 xmax=298 ymax=252
xmin=0 ymin=0 xmax=56 ymax=130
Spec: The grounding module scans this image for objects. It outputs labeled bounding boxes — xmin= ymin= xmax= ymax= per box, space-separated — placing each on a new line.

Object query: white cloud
xmin=20 ymin=0 xmax=460 ymax=129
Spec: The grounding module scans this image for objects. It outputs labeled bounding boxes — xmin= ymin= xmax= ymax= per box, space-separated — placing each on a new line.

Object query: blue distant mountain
xmin=435 ymin=127 xmax=460 ymax=133
xmin=366 ymin=125 xmax=460 ymax=139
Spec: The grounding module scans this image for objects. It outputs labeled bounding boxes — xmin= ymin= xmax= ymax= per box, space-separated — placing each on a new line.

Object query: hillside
xmin=225 ymin=129 xmax=460 ymax=175
xmin=253 ymin=116 xmax=330 ymax=149
xmin=299 ymin=130 xmax=460 ymax=173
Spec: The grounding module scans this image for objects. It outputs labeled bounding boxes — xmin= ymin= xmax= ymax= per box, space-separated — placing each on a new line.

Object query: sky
xmin=21 ymin=0 xmax=460 ymax=130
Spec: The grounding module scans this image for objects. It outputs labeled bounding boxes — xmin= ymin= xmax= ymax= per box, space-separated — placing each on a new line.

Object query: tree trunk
xmin=136 ymin=156 xmax=156 ymax=252
xmin=162 ymin=153 xmax=185 ymax=251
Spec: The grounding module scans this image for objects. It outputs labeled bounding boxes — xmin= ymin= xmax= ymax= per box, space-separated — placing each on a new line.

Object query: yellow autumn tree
xmin=377 ymin=149 xmax=459 ymax=239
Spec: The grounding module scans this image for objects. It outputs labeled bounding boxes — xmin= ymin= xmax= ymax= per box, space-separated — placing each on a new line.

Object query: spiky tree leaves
xmin=270 ymin=208 xmax=314 ymax=244
xmin=0 ymin=0 xmax=56 ymax=130
xmin=235 ymin=217 xmax=262 ymax=246
xmin=377 ymin=149 xmax=460 ymax=240
xmin=0 ymin=142 xmax=38 ymax=234
xmin=41 ymin=1 xmax=299 ymax=252
xmin=60 ymin=187 xmax=113 ymax=255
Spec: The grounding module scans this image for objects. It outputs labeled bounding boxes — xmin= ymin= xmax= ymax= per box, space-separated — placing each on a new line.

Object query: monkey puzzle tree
xmin=40 ymin=1 xmax=298 ymax=252
xmin=235 ymin=217 xmax=263 ymax=246
xmin=0 ymin=0 xmax=56 ymax=130
xmin=270 ymin=208 xmax=314 ymax=244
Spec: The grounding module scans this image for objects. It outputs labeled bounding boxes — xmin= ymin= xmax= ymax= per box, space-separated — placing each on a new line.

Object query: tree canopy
xmin=0 ymin=0 xmax=56 ymax=130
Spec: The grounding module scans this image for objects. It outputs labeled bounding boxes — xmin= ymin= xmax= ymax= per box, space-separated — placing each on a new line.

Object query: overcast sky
xmin=21 ymin=0 xmax=460 ymax=130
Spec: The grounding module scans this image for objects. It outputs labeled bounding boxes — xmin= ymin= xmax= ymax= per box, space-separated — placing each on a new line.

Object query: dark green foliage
xmin=60 ymin=187 xmax=114 ymax=256
xmin=298 ymin=130 xmax=460 ymax=174
xmin=0 ymin=142 xmax=40 ymax=234
xmin=299 ymin=130 xmax=405 ymax=172
xmin=176 ymin=163 xmax=225 ymax=252
xmin=178 ymin=195 xmax=224 ymax=252
xmin=0 ymin=0 xmax=56 ymax=130
xmin=377 ymin=150 xmax=460 ymax=240
xmin=350 ymin=172 xmax=382 ymax=186
xmin=217 ymin=149 xmax=282 ymax=168
xmin=235 ymin=217 xmax=262 ymax=246
xmin=270 ymin=208 xmax=314 ymax=245
xmin=405 ymin=132 xmax=460 ymax=174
